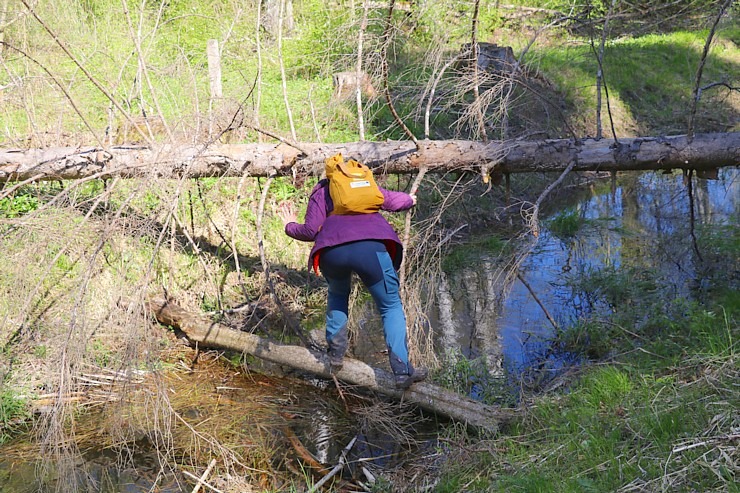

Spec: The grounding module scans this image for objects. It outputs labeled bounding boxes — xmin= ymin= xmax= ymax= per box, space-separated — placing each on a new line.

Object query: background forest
xmin=0 ymin=0 xmax=738 ymax=492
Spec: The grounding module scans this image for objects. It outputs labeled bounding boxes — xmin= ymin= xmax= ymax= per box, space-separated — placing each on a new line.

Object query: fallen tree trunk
xmin=146 ymin=297 xmax=516 ymax=431
xmin=1 ymin=132 xmax=737 ymax=183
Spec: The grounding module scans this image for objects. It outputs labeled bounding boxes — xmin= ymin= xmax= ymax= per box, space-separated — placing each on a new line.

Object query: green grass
xmin=443 ymin=235 xmax=510 ymax=272
xmin=535 ymin=29 xmax=738 ymax=135
xmin=546 ymin=209 xmax=585 ymax=238
xmin=0 ymin=390 xmax=29 ymax=444
xmin=2 ymin=2 xmax=735 ymax=144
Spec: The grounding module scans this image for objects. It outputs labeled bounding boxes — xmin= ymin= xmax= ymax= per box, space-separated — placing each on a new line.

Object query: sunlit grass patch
xmin=0 ymin=390 xmax=29 ymax=444
xmin=434 ymin=287 xmax=739 ymax=491
xmin=535 ymin=29 xmax=738 ymax=135
xmin=546 ymin=208 xmax=586 ymax=238
xmin=442 ymin=234 xmax=510 ymax=272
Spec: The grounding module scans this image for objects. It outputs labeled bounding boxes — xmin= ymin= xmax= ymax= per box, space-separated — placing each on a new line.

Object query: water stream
xmin=434 ymin=169 xmax=738 ymax=380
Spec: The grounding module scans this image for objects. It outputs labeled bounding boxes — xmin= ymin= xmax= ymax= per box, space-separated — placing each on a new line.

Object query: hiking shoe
xmin=394 ymin=367 xmax=428 ymax=390
xmin=328 ymin=353 xmax=344 ymax=372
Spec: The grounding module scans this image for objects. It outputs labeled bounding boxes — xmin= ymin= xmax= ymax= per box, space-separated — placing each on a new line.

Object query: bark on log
xmin=1 ymin=132 xmax=737 ymax=183
xmin=147 ymin=297 xmax=516 ymax=431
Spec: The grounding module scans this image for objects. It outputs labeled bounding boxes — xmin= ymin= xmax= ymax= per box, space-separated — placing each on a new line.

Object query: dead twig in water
xmin=516 ymin=272 xmax=559 ymax=332
xmin=527 ymin=159 xmax=577 ymax=238
xmin=307 ymin=436 xmax=357 ymax=493
xmin=189 ymin=458 xmax=218 ymax=493
xmin=281 ymin=422 xmax=330 ymax=475
xmin=331 ymin=373 xmax=349 ymax=410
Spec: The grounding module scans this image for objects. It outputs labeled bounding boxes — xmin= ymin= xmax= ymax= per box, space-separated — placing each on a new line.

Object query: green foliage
xmin=90 ymin=338 xmax=114 ymax=367
xmin=282 ymin=0 xmax=354 ymax=79
xmin=571 ymin=265 xmax=660 ymax=310
xmin=579 ymin=366 xmax=633 ymax=410
xmin=0 ymin=193 xmax=40 ymax=218
xmin=684 ymin=305 xmax=736 ymax=357
xmin=539 ymin=0 xmax=726 ymax=35
xmin=547 ymin=209 xmax=585 ymax=238
xmin=269 ymin=177 xmax=299 ymax=202
xmin=2 ymin=0 xmax=734 ymax=144
xmin=367 ymin=475 xmax=394 ymax=493
xmin=0 ymin=391 xmax=29 ymax=444
xmin=443 ymin=235 xmax=509 ymax=272
xmin=558 ymin=318 xmax=616 ymax=359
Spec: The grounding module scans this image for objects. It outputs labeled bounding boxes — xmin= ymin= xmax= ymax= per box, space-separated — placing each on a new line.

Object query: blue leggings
xmin=319 ymin=240 xmax=411 ymax=375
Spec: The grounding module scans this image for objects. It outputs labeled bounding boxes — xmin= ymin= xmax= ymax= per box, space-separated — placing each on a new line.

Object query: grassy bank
xmin=428 ymin=254 xmax=738 ymax=492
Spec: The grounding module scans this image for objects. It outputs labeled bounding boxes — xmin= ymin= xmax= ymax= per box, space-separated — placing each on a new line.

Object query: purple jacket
xmin=285 ymin=179 xmax=415 ymax=270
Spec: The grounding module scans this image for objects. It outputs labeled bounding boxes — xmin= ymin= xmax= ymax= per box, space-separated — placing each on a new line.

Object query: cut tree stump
xmin=147 ymin=297 xmax=516 ymax=432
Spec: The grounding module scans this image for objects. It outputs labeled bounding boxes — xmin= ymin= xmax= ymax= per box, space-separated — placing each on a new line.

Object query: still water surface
xmin=435 ymin=169 xmax=737 ymax=378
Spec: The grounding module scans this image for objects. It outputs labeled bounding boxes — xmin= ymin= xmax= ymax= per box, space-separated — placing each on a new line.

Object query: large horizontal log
xmin=1 ymin=132 xmax=738 ymax=183
xmin=146 ymin=297 xmax=516 ymax=431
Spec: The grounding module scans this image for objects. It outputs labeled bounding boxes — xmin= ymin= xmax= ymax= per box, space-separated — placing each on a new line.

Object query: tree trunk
xmin=146 ymin=297 xmax=516 ymax=432
xmin=1 ymin=132 xmax=737 ymax=183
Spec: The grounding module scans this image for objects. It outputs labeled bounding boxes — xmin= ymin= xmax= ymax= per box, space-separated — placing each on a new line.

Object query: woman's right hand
xmin=277 ymin=201 xmax=298 ymax=225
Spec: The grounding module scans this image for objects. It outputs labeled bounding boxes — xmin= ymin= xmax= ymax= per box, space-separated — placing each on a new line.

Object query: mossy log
xmin=2 ymin=132 xmax=738 ymax=183
xmin=147 ymin=297 xmax=516 ymax=432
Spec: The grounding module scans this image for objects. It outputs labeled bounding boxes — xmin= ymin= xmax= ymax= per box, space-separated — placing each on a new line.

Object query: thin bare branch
xmin=356 ymin=0 xmax=370 ymax=141
xmin=18 ymin=0 xmax=152 ymax=146
xmin=471 ymin=0 xmax=488 ymax=142
xmin=687 ymin=0 xmax=734 ymax=140
xmin=0 ymin=42 xmax=103 ymax=146
xmin=278 ymin=0 xmax=297 ymax=142
xmin=380 ymin=0 xmax=419 ymax=148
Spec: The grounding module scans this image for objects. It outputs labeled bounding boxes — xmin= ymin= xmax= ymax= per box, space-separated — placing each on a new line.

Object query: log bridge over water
xmin=147 ymin=297 xmax=517 ymax=432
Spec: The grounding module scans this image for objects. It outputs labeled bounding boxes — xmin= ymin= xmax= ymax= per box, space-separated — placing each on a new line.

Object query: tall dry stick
xmin=0 ymin=0 xmax=10 ymax=54
xmin=356 ymin=0 xmax=370 ymax=141
xmin=308 ymin=85 xmax=322 ymax=142
xmin=380 ymin=0 xmax=419 ymax=148
xmin=278 ymin=0 xmax=297 ymax=142
xmin=230 ymin=173 xmax=251 ymax=300
xmin=400 ymin=167 xmax=427 ymax=288
xmin=255 ymin=0 xmax=264 ymax=143
xmin=470 ymin=0 xmax=488 ymax=142
xmin=591 ymin=0 xmax=618 ymax=141
xmin=424 ymin=50 xmax=468 ymax=139
xmin=529 ymin=159 xmax=577 ymax=238
xmin=256 ymin=177 xmax=311 ymax=346
xmin=122 ymin=0 xmax=174 ymax=141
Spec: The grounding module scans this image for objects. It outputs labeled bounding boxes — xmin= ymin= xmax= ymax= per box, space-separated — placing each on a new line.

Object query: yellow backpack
xmin=325 ymin=153 xmax=384 ymax=215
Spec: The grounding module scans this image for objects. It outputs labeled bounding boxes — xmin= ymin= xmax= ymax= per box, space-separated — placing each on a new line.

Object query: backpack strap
xmin=337 ymin=160 xmax=367 ymax=178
